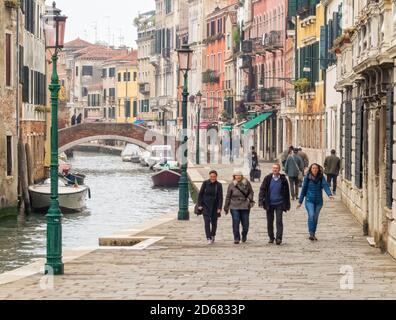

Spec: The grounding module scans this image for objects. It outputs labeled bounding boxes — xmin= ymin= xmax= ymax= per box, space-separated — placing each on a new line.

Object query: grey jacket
xmin=324 ymin=155 xmax=341 ymax=175
xmin=224 ymin=178 xmax=254 ymax=212
xmin=284 ymin=154 xmax=304 ymax=178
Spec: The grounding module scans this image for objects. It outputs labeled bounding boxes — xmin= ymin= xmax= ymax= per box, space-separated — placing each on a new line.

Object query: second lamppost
xmin=195 ymin=91 xmax=202 ymax=165
xmin=43 ymin=2 xmax=67 ymax=275
xmin=177 ymin=44 xmax=193 ymax=221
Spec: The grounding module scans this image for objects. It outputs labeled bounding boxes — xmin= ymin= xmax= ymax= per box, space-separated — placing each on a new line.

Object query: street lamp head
xmin=177 ymin=44 xmax=193 ymax=73
xmin=196 ymin=91 xmax=202 ymax=104
xmin=43 ymin=2 xmax=67 ymax=52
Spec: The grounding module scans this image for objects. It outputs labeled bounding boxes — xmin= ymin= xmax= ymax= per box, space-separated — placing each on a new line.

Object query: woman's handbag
xmin=235 ymin=184 xmax=256 ymax=209
xmin=194 ymin=204 xmax=203 ymax=215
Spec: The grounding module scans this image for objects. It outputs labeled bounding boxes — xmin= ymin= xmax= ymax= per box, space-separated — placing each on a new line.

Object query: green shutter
xmin=288 ymin=0 xmax=297 ymax=18
xmin=320 ymin=25 xmax=328 ymax=70
xmin=133 ymin=100 xmax=137 ymax=117
xmin=312 ymin=42 xmax=319 ymax=84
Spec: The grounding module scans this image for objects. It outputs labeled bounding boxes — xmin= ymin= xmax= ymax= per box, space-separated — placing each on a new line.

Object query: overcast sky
xmin=48 ymin=0 xmax=155 ymax=48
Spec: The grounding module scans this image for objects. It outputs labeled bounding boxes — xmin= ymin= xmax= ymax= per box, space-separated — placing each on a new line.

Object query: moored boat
xmin=63 ymin=172 xmax=86 ymax=185
xmin=29 ymin=179 xmax=90 ymax=213
xmin=152 ymin=160 xmax=180 ymax=173
xmin=151 ymin=169 xmax=181 ymax=188
xmin=121 ymin=144 xmax=142 ymax=163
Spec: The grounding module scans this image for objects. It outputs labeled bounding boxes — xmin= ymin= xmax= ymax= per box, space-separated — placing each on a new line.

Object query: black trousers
xmin=266 ymin=204 xmax=284 ymax=241
xmin=326 ymin=174 xmax=337 ymax=192
xmin=203 ymin=214 xmax=218 ymax=240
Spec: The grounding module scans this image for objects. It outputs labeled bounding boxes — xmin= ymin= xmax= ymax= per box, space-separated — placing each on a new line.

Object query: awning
xmin=242 ymin=112 xmax=272 ymax=133
xmin=133 ymin=120 xmax=145 ymax=125
xmin=222 ymin=125 xmax=233 ymax=131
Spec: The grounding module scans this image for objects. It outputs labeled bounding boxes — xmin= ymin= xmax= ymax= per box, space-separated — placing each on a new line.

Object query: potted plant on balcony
xmin=235 ymin=102 xmax=248 ymax=121
xmin=294 ymin=78 xmax=310 ymax=94
xmin=4 ymin=0 xmax=20 ymax=8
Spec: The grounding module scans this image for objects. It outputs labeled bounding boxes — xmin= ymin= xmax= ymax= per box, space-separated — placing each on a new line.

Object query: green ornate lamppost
xmin=43 ymin=2 xmax=67 ymax=275
xmin=177 ymin=44 xmax=193 ymax=221
xmin=195 ymin=91 xmax=202 ymax=165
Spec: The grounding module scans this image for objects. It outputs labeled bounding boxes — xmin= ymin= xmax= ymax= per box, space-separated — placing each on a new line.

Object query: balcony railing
xmin=260 ymin=87 xmax=284 ymax=104
xmin=202 ymin=70 xmax=220 ymax=84
xmin=262 ymin=31 xmax=283 ymax=50
xmin=139 ymin=83 xmax=150 ymax=95
xmin=201 ymin=107 xmax=219 ymax=121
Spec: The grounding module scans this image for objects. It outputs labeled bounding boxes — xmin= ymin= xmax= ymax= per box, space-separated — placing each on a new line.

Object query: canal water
xmin=0 ymin=151 xmax=179 ymax=273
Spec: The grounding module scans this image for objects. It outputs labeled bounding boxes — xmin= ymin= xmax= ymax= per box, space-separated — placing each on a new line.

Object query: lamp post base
xmin=45 ymin=262 xmax=64 ymax=275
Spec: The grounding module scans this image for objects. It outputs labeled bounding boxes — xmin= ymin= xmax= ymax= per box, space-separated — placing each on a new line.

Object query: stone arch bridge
xmin=58 ymin=123 xmax=177 ymax=153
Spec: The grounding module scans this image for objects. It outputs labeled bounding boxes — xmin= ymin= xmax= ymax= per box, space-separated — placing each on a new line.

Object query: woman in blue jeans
xmin=224 ymin=171 xmax=254 ymax=244
xmin=297 ymin=163 xmax=334 ymax=241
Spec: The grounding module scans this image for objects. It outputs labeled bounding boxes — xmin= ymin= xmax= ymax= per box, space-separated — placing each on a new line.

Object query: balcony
xmin=202 ymin=70 xmax=220 ymax=84
xmin=150 ymin=54 xmax=160 ymax=67
xmin=139 ymin=83 xmax=150 ymax=95
xmin=201 ymin=107 xmax=219 ymax=121
xmin=260 ymin=87 xmax=284 ymax=105
xmin=262 ymin=31 xmax=283 ymax=51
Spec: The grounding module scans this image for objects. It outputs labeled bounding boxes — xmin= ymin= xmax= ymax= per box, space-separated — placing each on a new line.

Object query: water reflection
xmin=0 ymin=151 xmax=178 ymax=273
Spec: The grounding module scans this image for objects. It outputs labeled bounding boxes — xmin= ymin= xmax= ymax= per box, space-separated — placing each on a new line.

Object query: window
xmin=133 ymin=72 xmax=137 ymax=81
xmin=125 ymin=100 xmax=131 ymax=117
xmin=217 ymin=19 xmax=222 ymax=34
xmin=118 ymin=73 xmax=122 ymax=82
xmin=76 ymin=66 xmax=79 ymax=76
xmin=82 ymin=87 xmax=88 ymax=97
xmin=123 ymin=72 xmax=131 ymax=82
xmin=227 ymin=34 xmax=231 ymax=50
xmin=6 ymin=136 xmax=12 ymax=176
xmin=165 ymin=0 xmax=172 ymax=14
xmin=207 ymin=23 xmax=210 ymax=38
xmin=102 ymin=68 xmax=107 ymax=78
xmin=211 ymin=21 xmax=216 ymax=36
xmin=218 ymin=53 xmax=222 ymax=73
xmin=109 ymin=68 xmax=115 ymax=77
xmin=82 ymin=66 xmax=93 ymax=76
xmin=6 ymin=33 xmax=11 ymax=87
xmin=133 ymin=100 xmax=138 ymax=117
xmin=109 ymin=88 xmax=116 ymax=101
xmin=103 ymin=89 xmax=107 ymax=102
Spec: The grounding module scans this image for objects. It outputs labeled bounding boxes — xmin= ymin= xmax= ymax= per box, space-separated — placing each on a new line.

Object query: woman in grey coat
xmin=224 ymin=171 xmax=255 ymax=244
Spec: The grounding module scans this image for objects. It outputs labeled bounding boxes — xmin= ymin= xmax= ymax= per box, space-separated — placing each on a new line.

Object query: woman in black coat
xmin=197 ymin=170 xmax=223 ymax=244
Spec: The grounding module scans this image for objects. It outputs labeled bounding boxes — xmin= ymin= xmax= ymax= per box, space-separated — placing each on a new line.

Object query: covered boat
xmin=151 ymin=169 xmax=181 ymax=188
xmin=29 ymin=179 xmax=90 ymax=213
xmin=121 ymin=144 xmax=142 ymax=163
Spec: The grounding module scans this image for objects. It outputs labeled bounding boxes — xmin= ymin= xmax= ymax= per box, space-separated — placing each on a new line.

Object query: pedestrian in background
xmin=224 ymin=170 xmax=255 ymax=244
xmin=324 ymin=149 xmax=341 ymax=195
xmin=197 ymin=170 xmax=223 ymax=244
xmin=297 ymin=163 xmax=334 ymax=241
xmin=297 ymin=147 xmax=309 ymax=173
xmin=280 ymin=145 xmax=294 ymax=171
xmin=259 ymin=163 xmax=291 ymax=245
xmin=284 ymin=148 xmax=304 ymax=200
xmin=248 ymin=146 xmax=259 ymax=182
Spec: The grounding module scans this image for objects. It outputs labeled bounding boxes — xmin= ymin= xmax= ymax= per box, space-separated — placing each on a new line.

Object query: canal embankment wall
xmin=70 ymin=144 xmax=123 ymax=156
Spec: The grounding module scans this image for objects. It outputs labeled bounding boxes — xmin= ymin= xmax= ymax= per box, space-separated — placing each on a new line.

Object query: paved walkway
xmin=1 ymin=163 xmax=396 ymax=299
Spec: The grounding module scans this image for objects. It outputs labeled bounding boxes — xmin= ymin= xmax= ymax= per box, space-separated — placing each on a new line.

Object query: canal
xmin=0 ymin=151 xmax=179 ymax=273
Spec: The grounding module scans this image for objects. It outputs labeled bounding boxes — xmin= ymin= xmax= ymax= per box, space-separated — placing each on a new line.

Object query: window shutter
xmin=344 ymin=99 xmax=352 ymax=181
xmin=355 ymin=98 xmax=363 ymax=188
xmin=288 ymin=0 xmax=297 ymax=18
xmin=332 ymin=12 xmax=339 ymax=45
xmin=23 ymin=66 xmax=30 ymax=103
xmin=312 ymin=42 xmax=319 ymax=84
xmin=320 ymin=26 xmax=328 ymax=70
xmin=386 ymin=89 xmax=394 ymax=208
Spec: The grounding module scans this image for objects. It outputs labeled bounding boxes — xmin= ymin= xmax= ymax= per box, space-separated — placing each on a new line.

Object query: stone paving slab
xmin=0 ymin=163 xmax=396 ymax=299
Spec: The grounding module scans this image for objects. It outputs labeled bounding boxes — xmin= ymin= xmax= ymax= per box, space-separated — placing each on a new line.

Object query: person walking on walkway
xmin=197 ymin=170 xmax=223 ymax=244
xmin=284 ymin=148 xmax=304 ymax=200
xmin=248 ymin=146 xmax=259 ymax=182
xmin=297 ymin=163 xmax=334 ymax=241
xmin=259 ymin=163 xmax=291 ymax=245
xmin=324 ymin=149 xmax=341 ymax=195
xmin=297 ymin=147 xmax=309 ymax=173
xmin=280 ymin=145 xmax=294 ymax=171
xmin=224 ymin=170 xmax=255 ymax=244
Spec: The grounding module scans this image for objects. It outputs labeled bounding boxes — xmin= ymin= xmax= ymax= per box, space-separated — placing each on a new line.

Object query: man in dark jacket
xmin=324 ymin=149 xmax=341 ymax=194
xmin=259 ymin=163 xmax=291 ymax=245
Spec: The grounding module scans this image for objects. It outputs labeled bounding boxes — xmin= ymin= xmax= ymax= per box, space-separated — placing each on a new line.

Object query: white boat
xmin=139 ymin=151 xmax=151 ymax=167
xmin=29 ymin=179 xmax=90 ymax=213
xmin=121 ymin=144 xmax=142 ymax=163
xmin=147 ymin=145 xmax=174 ymax=168
xmin=152 ymin=159 xmax=180 ymax=173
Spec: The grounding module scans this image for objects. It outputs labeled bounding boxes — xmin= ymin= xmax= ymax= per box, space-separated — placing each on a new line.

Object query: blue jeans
xmin=305 ymin=201 xmax=323 ymax=235
xmin=231 ymin=209 xmax=250 ymax=241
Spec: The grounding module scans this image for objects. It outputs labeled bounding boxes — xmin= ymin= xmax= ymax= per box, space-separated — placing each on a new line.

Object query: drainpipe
xmin=16 ymin=7 xmax=20 ymax=140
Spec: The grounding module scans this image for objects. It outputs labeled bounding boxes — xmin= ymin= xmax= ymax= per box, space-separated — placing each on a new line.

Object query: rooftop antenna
xmin=118 ymin=29 xmax=125 ymax=47
xmin=104 ymin=16 xmax=111 ymax=47
xmin=92 ymin=21 xmax=98 ymax=43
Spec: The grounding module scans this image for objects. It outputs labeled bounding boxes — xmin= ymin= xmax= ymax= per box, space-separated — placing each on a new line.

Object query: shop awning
xmin=242 ymin=112 xmax=272 ymax=133
xmin=222 ymin=125 xmax=233 ymax=131
xmin=133 ymin=120 xmax=145 ymax=125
